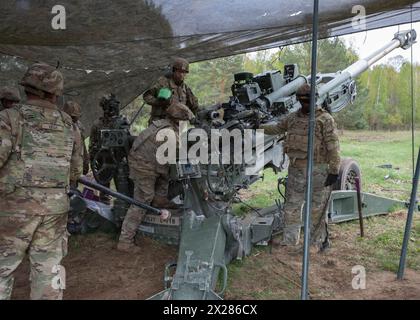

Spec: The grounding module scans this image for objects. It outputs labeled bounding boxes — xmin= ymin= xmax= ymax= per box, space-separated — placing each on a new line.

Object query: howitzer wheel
xmin=91 ymin=149 xmax=118 ymax=185
xmin=333 ymin=158 xmax=361 ymax=191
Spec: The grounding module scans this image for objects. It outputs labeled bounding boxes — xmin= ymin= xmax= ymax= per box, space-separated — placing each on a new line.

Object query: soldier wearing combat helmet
xmin=63 ymin=101 xmax=90 ymax=176
xmin=117 ymin=102 xmax=194 ymax=253
xmin=88 ymin=93 xmax=131 ymax=205
xmin=0 ymin=63 xmax=83 ymax=299
xmin=259 ymin=83 xmax=340 ymax=252
xmin=0 ymin=86 xmax=21 ymax=111
xmin=143 ymin=57 xmax=199 ymax=125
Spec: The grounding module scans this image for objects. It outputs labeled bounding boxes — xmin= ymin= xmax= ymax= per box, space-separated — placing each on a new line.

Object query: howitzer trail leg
xmin=29 ymin=214 xmax=68 ymax=300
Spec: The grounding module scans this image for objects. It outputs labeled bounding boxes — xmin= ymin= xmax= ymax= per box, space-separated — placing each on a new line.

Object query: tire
xmin=333 ymin=158 xmax=361 ymax=191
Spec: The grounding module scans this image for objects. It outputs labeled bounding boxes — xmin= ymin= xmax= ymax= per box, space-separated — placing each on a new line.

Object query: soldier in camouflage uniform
xmin=89 ymin=94 xmax=131 ymax=204
xmin=117 ymin=102 xmax=194 ymax=253
xmin=63 ymin=101 xmax=90 ymax=176
xmin=0 ymin=86 xmax=21 ymax=111
xmin=260 ymin=83 xmax=340 ymax=252
xmin=0 ymin=63 xmax=83 ymax=300
xmin=143 ymin=57 xmax=199 ymax=125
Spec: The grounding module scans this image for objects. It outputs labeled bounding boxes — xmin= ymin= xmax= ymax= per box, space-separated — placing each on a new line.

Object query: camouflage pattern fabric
xmin=0 ymin=100 xmax=83 ymax=214
xmin=261 ymin=107 xmax=340 ymax=247
xmin=0 ymin=97 xmax=82 ymax=300
xmin=143 ymin=75 xmax=198 ymax=124
xmin=0 ymin=214 xmax=68 ymax=300
xmin=283 ymin=164 xmax=330 ymax=247
xmin=19 ymin=63 xmax=63 ymax=96
xmin=0 ymin=86 xmax=21 ymax=111
xmin=260 ymin=107 xmax=340 ymax=174
xmin=119 ymin=167 xmax=170 ymax=243
xmin=119 ymin=119 xmax=178 ymax=244
xmin=0 ymin=86 xmax=21 ymax=102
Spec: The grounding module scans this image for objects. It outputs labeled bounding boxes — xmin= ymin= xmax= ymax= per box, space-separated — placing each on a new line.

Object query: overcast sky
xmin=341 ymin=22 xmax=420 ymax=66
xmin=249 ymin=22 xmax=420 ymax=68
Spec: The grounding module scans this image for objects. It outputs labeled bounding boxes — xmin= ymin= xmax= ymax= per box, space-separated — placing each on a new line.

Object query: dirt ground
xmin=11 ymin=212 xmax=420 ymax=300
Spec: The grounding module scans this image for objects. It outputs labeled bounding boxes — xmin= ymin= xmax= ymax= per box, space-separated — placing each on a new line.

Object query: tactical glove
xmin=324 ymin=174 xmax=339 ymax=187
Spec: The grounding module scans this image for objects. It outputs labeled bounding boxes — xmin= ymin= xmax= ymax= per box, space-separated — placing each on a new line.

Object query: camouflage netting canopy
xmin=1 ymin=0 xmax=419 ymax=131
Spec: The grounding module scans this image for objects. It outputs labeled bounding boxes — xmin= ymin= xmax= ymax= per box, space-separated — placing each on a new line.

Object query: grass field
xmin=237 ymin=130 xmax=420 ymax=210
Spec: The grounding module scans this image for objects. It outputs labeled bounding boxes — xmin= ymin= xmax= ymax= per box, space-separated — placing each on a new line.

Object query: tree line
xmin=185 ymin=38 xmax=419 ymax=131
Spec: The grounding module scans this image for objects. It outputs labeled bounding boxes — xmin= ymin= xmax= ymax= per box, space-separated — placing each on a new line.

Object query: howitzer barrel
xmin=263 ymin=30 xmax=416 ymax=109
xmin=78 ymin=176 xmax=162 ymax=215
xmin=264 ymin=75 xmax=307 ymax=107
xmin=318 ymin=30 xmax=416 ymax=98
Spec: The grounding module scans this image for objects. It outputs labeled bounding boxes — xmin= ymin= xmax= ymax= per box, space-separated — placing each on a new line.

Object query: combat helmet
xmin=166 ymin=102 xmax=194 ymax=121
xmin=63 ymin=101 xmax=82 ymax=119
xmin=172 ymin=57 xmax=189 ymax=73
xmin=0 ymin=86 xmax=21 ymax=102
xmin=20 ymin=62 xmax=64 ymax=96
xmin=100 ymin=93 xmax=120 ymax=117
xmin=296 ymin=83 xmax=311 ymax=100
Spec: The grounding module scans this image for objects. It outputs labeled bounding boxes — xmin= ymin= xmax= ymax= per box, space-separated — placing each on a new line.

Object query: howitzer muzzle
xmin=78 ymin=176 xmax=169 ymax=217
xmin=394 ymin=29 xmax=417 ymax=50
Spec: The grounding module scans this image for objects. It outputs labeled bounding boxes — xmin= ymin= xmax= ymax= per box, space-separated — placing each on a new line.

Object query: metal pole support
xmin=301 ymin=0 xmax=319 ymax=301
xmin=397 ymin=147 xmax=420 ymax=280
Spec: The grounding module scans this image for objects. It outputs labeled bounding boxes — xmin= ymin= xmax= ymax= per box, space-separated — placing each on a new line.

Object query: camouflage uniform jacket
xmin=0 ymin=99 xmax=83 ymax=215
xmin=128 ymin=119 xmax=179 ymax=177
xmin=261 ymin=108 xmax=340 ymax=174
xmin=143 ymin=75 xmax=199 ymax=123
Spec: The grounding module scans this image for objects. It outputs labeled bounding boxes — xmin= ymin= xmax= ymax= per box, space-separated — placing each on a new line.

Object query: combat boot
xmin=117 ymin=240 xmax=142 ymax=254
xmin=117 ymin=236 xmax=141 ymax=254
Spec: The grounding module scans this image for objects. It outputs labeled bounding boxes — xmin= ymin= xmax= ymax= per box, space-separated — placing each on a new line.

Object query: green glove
xmin=157 ymin=87 xmax=172 ymax=101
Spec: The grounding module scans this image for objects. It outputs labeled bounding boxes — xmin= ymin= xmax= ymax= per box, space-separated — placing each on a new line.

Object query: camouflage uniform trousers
xmin=0 ymin=213 xmax=68 ymax=300
xmin=119 ymin=167 xmax=169 ymax=243
xmin=283 ymin=163 xmax=330 ymax=247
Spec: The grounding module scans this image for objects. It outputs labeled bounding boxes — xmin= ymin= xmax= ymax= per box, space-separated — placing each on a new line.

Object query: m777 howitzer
xmin=146 ymin=30 xmax=416 ymax=300
xmin=68 ymin=30 xmax=416 ymax=299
